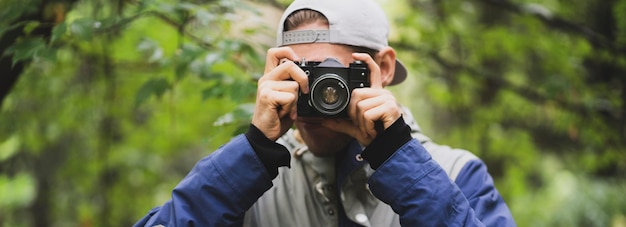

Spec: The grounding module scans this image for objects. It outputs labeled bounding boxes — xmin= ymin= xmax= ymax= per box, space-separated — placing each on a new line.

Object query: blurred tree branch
xmin=1 ymin=5 xmax=216 ymax=108
xmin=97 ymin=11 xmax=215 ymax=49
xmin=476 ymin=0 xmax=625 ymax=55
xmin=393 ymin=42 xmax=620 ymax=121
xmin=0 ymin=1 xmax=78 ymax=108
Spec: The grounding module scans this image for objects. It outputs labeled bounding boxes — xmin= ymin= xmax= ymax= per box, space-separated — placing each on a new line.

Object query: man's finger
xmin=352 ymin=53 xmax=382 ymax=89
xmin=260 ymin=60 xmax=310 ymax=94
xmin=265 ymin=47 xmax=299 ymax=74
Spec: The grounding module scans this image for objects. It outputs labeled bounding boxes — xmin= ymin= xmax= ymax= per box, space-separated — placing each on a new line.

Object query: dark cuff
xmin=244 ymin=124 xmax=291 ymax=178
xmin=361 ymin=116 xmax=412 ymax=170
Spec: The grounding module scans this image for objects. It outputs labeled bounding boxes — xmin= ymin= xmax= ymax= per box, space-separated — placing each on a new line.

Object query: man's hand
xmin=252 ymin=47 xmax=309 ymax=141
xmin=322 ymin=53 xmax=402 ymax=146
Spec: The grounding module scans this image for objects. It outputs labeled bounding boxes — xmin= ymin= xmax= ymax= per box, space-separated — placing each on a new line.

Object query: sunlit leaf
xmin=210 ymin=60 xmax=243 ymax=77
xmin=0 ymin=135 xmax=20 ymax=161
xmin=22 ymin=21 xmax=39 ymax=35
xmin=0 ymin=173 xmax=36 ymax=208
xmin=195 ymin=9 xmax=215 ymax=26
xmin=137 ymin=38 xmax=164 ymax=62
xmin=177 ymin=2 xmax=199 ymax=11
xmin=69 ymin=18 xmax=95 ymax=41
xmin=213 ymin=103 xmax=255 ymax=126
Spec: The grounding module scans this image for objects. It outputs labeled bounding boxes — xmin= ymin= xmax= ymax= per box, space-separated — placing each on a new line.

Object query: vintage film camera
xmin=297 ymin=58 xmax=370 ymax=117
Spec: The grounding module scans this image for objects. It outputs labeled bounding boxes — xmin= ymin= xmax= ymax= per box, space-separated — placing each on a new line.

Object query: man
xmin=135 ymin=0 xmax=516 ymax=226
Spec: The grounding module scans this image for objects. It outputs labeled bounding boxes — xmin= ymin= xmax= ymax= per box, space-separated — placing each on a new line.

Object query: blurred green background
xmin=1 ymin=0 xmax=625 ymax=226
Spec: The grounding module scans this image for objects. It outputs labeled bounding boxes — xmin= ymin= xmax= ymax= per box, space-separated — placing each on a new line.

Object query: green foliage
xmin=1 ymin=0 xmax=262 ymax=226
xmin=390 ymin=0 xmax=626 ymax=226
xmin=511 ymin=156 xmax=626 ymax=227
xmin=3 ymin=37 xmax=49 ymax=66
xmin=0 ymin=135 xmax=20 ymax=161
xmin=0 ymin=0 xmax=39 ymax=25
xmin=135 ymin=77 xmax=171 ymax=106
xmin=0 ymin=173 xmax=36 ymax=207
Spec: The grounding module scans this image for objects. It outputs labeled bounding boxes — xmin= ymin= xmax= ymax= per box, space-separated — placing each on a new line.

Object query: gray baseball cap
xmin=276 ymin=0 xmax=408 ymax=85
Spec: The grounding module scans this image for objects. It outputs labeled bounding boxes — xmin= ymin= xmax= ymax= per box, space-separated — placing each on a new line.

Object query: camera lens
xmin=310 ymin=73 xmax=350 ymax=115
xmin=322 ymin=87 xmax=339 ymax=104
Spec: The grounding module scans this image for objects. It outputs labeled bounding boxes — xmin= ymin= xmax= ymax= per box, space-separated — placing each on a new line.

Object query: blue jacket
xmin=134 ymin=133 xmax=515 ymax=226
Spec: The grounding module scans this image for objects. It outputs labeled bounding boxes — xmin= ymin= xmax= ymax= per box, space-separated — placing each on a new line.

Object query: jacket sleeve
xmin=133 ymin=135 xmax=274 ymax=227
xmin=455 ymin=159 xmax=516 ymax=226
xmin=366 ymin=139 xmax=515 ymax=227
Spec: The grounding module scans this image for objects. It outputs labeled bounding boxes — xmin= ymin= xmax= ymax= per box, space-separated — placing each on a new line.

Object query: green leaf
xmin=0 ymin=173 xmax=36 ymax=207
xmin=22 ymin=21 xmax=40 ymax=35
xmin=174 ymin=44 xmax=204 ymax=81
xmin=137 ymin=38 xmax=163 ymax=62
xmin=70 ymin=18 xmax=95 ymax=41
xmin=0 ymin=20 xmax=33 ymax=36
xmin=213 ymin=103 xmax=255 ymax=126
xmin=0 ymin=135 xmax=20 ymax=161
xmin=137 ymin=38 xmax=157 ymax=52
xmin=210 ymin=60 xmax=242 ymax=77
xmin=191 ymin=52 xmax=225 ymax=80
xmin=3 ymin=37 xmax=46 ymax=66
xmin=37 ymin=46 xmax=58 ymax=62
xmin=229 ymin=79 xmax=256 ymax=100
xmin=177 ymin=2 xmax=199 ymax=11
xmin=51 ymin=22 xmax=67 ymax=44
xmin=135 ymin=77 xmax=171 ymax=107
xmin=201 ymin=82 xmax=226 ymax=100
xmin=195 ymin=9 xmax=215 ymax=26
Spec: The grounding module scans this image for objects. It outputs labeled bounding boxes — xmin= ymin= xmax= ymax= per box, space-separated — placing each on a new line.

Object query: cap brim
xmin=390 ymin=59 xmax=407 ymax=86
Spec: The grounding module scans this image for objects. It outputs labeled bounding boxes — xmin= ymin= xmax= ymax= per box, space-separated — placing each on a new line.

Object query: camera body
xmin=297 ymin=58 xmax=370 ymax=117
